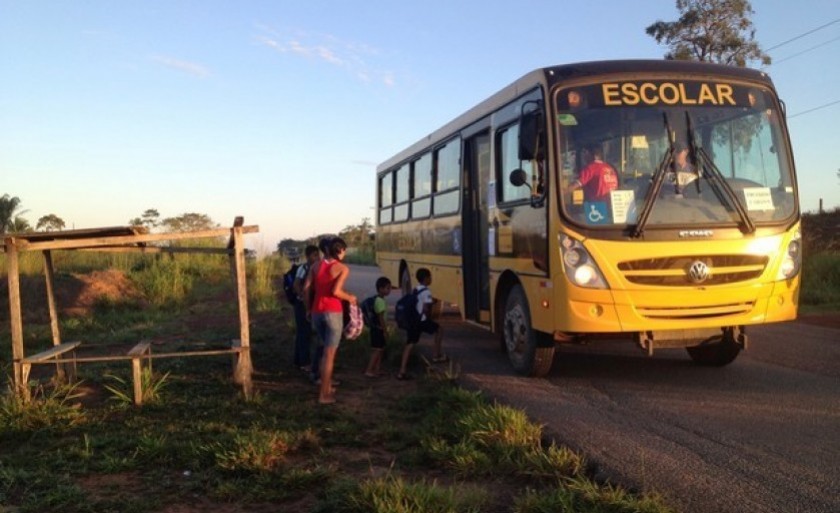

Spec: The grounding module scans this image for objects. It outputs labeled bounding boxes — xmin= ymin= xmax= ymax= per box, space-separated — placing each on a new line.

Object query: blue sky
xmin=2 ymin=1 xmax=838 ymax=250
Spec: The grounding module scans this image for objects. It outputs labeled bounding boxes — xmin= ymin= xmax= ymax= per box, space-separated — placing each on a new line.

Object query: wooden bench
xmin=127 ymin=341 xmax=152 ymax=406
xmin=20 ymin=341 xmax=82 ymax=385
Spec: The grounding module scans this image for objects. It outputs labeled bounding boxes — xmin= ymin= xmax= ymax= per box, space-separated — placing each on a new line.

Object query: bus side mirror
xmin=510 ymin=169 xmax=529 ymax=188
xmin=518 ymin=108 xmax=545 ymax=161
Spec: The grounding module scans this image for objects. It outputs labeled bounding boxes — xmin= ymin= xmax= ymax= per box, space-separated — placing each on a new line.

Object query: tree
xmin=36 ymin=214 xmax=66 ymax=232
xmin=160 ymin=212 xmax=216 ymax=232
xmin=646 ymin=0 xmax=770 ymax=67
xmin=339 ymin=218 xmax=374 ymax=247
xmin=0 ymin=194 xmax=29 ymax=234
xmin=129 ymin=208 xmax=161 ymax=230
xmin=141 ymin=209 xmax=160 ymax=229
xmin=9 ymin=216 xmax=32 ymax=233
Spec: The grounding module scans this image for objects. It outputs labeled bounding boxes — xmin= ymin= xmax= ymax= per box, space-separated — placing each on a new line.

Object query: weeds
xmin=249 ymin=254 xmax=282 ymax=312
xmin=103 ymin=368 xmax=171 ymax=406
xmin=317 ymin=476 xmax=487 ymax=513
xmin=800 ymin=252 xmax=840 ymax=306
xmin=415 ymin=388 xmax=583 ymax=481
xmin=208 ymin=426 xmax=320 ymax=473
xmin=0 ymin=380 xmax=86 ymax=431
xmin=514 ymin=476 xmax=672 ymax=513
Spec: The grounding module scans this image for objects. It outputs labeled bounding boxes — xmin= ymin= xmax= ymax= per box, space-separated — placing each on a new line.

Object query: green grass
xmin=800 ymin=251 xmax=840 ymax=307
xmin=317 ymin=476 xmax=488 ymax=513
xmin=0 ymin=253 xmax=673 ymax=512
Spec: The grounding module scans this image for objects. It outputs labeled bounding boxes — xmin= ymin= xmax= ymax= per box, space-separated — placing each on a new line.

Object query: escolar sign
xmin=601 ymin=82 xmax=736 ymax=106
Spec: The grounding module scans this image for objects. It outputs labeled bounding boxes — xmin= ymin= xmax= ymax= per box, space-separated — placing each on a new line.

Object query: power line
xmin=766 ymin=18 xmax=840 ymax=51
xmin=772 ymin=35 xmax=840 ymax=64
xmin=788 ymin=99 xmax=840 ymax=119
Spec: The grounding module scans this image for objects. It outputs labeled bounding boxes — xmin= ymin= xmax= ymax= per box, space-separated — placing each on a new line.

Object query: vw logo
xmin=687 ymin=260 xmax=711 ymax=284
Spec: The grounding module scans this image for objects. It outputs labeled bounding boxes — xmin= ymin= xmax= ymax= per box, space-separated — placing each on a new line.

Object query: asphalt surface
xmin=346 ymin=264 xmax=840 ymax=513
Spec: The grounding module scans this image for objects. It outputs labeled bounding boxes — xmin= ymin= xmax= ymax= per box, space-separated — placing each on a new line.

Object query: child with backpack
xmin=395 ymin=268 xmax=446 ymax=380
xmin=362 ymin=277 xmax=392 ymax=378
xmin=288 ymin=245 xmax=320 ymax=372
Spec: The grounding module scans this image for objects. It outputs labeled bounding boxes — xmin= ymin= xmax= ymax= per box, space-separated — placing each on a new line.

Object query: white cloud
xmin=152 ymin=55 xmax=211 ymax=78
xmin=254 ymin=25 xmax=396 ymax=86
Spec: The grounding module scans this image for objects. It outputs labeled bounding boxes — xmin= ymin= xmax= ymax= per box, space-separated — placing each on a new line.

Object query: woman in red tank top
xmin=304 ymin=237 xmax=356 ymax=404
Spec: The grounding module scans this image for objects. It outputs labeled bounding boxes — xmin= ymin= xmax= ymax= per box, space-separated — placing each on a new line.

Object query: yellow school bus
xmin=376 ymin=60 xmax=800 ymax=376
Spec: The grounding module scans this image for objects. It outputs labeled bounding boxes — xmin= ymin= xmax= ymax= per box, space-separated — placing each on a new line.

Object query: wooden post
xmin=231 ymin=222 xmax=253 ymax=398
xmin=5 ymin=237 xmax=27 ymax=399
xmin=43 ymin=250 xmax=66 ymax=381
xmin=128 ymin=341 xmax=152 ymax=406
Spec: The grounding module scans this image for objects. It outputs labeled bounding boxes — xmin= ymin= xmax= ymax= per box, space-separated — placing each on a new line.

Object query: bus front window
xmin=555 ymin=81 xmax=796 ymax=230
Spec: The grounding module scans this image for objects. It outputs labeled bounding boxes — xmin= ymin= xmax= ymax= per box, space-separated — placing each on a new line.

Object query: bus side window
xmin=411 ymin=153 xmax=432 ymax=219
xmin=499 ymin=123 xmax=533 ymax=203
xmin=394 ymin=163 xmax=410 ymax=222
xmin=379 ymin=171 xmax=393 ymax=225
xmin=434 ymin=138 xmax=461 ymax=216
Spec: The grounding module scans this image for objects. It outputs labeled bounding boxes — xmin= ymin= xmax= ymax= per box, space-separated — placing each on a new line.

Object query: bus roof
xmin=377 ymin=59 xmax=775 ymax=174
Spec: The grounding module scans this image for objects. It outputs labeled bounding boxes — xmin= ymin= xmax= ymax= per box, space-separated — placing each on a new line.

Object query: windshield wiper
xmin=631 ymin=112 xmax=674 ymax=238
xmin=684 ymin=112 xmax=756 ymax=234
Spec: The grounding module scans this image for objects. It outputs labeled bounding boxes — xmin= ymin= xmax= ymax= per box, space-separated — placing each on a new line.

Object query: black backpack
xmin=395 ymin=289 xmax=421 ymax=331
xmin=282 ymin=263 xmax=302 ymax=304
xmin=360 ymin=296 xmax=378 ymax=327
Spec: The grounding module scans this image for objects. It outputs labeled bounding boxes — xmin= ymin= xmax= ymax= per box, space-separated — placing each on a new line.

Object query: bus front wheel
xmin=686 ymin=329 xmax=742 ymax=366
xmin=503 ymin=284 xmax=554 ymax=377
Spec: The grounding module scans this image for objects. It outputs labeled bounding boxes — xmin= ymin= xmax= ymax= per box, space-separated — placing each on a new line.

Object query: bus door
xmin=462 ymin=131 xmax=492 ymax=325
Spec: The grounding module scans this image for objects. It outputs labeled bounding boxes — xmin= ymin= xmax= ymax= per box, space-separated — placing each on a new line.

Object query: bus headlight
xmin=776 ymin=229 xmax=802 ymax=280
xmin=560 ymin=235 xmax=608 ymax=289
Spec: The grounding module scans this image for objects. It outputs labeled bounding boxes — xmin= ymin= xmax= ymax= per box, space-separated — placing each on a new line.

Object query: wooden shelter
xmin=2 ymin=218 xmax=258 ymax=404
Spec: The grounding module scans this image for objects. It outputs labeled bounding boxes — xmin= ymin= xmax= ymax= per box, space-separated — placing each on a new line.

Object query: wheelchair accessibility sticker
xmin=584 ymin=202 xmax=609 ymax=224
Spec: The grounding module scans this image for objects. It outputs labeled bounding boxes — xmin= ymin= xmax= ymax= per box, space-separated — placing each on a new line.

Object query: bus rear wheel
xmin=400 ymin=266 xmax=412 ymax=296
xmin=503 ymin=284 xmax=554 ymax=377
xmin=686 ymin=329 xmax=742 ymax=366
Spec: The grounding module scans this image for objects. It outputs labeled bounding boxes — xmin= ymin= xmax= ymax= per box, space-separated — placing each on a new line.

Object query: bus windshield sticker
xmin=556 ymin=113 xmax=577 ymax=125
xmin=630 ymin=135 xmax=648 ymax=149
xmin=584 ymin=202 xmax=609 ymax=224
xmin=610 ymin=190 xmax=637 ymax=224
xmin=742 ymin=187 xmax=775 ymax=211
xmin=572 ymin=189 xmax=584 ymax=205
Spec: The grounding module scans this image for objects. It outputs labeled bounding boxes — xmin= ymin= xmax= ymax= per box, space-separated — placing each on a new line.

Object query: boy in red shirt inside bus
xmin=570 ymin=143 xmax=618 ymax=201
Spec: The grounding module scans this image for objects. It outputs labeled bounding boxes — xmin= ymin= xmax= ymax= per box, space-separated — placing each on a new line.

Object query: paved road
xmin=346 ymin=265 xmax=840 ymax=513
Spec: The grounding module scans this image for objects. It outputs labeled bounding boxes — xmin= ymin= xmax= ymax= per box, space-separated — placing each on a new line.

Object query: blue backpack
xmin=360 ymin=296 xmax=378 ymax=327
xmin=282 ymin=263 xmax=306 ymax=304
xmin=395 ymin=290 xmax=421 ymax=331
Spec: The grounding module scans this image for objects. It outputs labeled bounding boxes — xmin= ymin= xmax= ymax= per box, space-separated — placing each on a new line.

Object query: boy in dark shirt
xmin=364 ymin=277 xmax=392 ymax=378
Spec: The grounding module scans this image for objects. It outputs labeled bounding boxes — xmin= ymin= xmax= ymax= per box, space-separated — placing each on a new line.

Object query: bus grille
xmin=618 ymin=255 xmax=768 ymax=286
xmin=637 ymin=302 xmax=755 ymax=319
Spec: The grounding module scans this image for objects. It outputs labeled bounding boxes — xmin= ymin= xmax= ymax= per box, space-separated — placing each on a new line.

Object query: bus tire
xmin=686 ymin=331 xmax=741 ymax=366
xmin=400 ymin=266 xmax=412 ymax=296
xmin=503 ymin=284 xmax=555 ymax=377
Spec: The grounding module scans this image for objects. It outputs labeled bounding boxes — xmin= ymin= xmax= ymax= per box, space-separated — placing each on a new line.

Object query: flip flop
xmin=395 ymin=373 xmax=413 ymax=381
xmin=432 ymin=355 xmax=449 ymax=363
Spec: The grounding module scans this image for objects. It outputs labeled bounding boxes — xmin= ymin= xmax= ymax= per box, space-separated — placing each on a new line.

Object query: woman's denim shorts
xmin=312 ymin=312 xmax=343 ymax=348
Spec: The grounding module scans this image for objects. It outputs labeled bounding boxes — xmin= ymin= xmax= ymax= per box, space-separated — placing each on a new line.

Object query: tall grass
xmin=514 ymin=477 xmax=672 ymax=513
xmin=317 ymin=476 xmax=487 ymax=513
xmin=249 ymin=253 xmax=286 ymax=313
xmin=0 ymin=381 xmax=87 ymax=431
xmin=418 ymin=388 xmax=583 ymax=481
xmin=800 ymin=252 xmax=840 ymax=306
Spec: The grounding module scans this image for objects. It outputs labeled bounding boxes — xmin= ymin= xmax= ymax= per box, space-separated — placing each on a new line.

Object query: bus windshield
xmin=554 ymin=80 xmax=796 ymax=230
